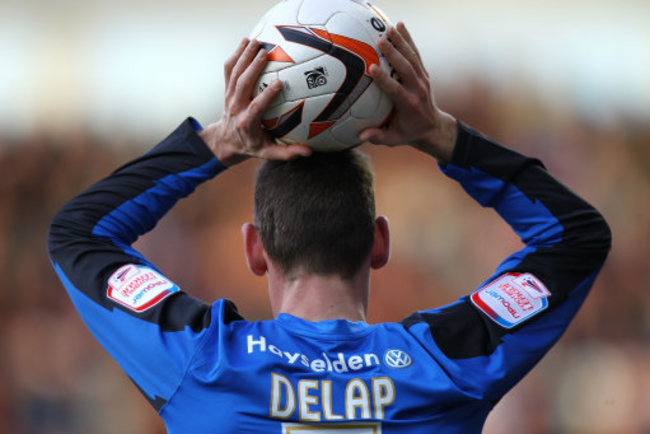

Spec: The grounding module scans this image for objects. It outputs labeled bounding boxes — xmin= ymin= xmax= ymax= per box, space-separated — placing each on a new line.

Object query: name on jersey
xmin=247 ymin=335 xmax=407 ymax=421
xmin=270 ymin=373 xmax=395 ymax=422
xmin=470 ymin=272 xmax=551 ymax=328
xmin=247 ymin=335 xmax=411 ymax=373
xmin=107 ymin=264 xmax=178 ymax=312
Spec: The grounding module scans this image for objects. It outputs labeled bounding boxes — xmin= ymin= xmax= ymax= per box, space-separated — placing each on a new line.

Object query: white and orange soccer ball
xmin=250 ymin=0 xmax=394 ymax=151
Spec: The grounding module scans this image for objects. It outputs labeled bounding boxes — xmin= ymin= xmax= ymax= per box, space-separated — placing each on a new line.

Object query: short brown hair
xmin=254 ymin=150 xmax=375 ymax=279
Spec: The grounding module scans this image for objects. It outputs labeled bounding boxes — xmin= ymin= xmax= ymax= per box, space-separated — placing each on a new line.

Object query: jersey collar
xmin=275 ymin=313 xmax=372 ymax=338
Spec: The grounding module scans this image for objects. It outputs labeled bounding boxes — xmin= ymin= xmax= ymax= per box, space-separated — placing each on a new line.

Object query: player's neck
xmin=268 ymin=266 xmax=370 ymax=323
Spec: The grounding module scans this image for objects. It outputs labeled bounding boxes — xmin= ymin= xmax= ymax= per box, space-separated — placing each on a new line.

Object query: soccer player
xmin=48 ymin=23 xmax=610 ymax=433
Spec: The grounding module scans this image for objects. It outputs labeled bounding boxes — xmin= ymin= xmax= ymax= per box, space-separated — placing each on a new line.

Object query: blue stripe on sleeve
xmin=92 ymin=158 xmax=225 ymax=243
xmin=441 ymin=163 xmax=563 ymax=249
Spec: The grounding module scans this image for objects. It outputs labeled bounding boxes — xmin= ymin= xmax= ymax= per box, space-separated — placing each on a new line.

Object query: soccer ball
xmin=250 ymin=0 xmax=394 ymax=151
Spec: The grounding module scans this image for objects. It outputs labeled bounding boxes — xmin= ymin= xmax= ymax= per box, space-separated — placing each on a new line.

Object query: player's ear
xmin=370 ymin=215 xmax=390 ymax=269
xmin=242 ymin=223 xmax=268 ymax=276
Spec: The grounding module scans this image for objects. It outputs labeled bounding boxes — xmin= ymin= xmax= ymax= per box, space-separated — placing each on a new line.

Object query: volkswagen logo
xmin=384 ymin=349 xmax=412 ymax=368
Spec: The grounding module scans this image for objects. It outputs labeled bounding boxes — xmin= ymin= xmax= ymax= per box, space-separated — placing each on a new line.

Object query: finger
xmin=377 ymin=34 xmax=417 ymax=86
xmin=368 ymin=63 xmax=404 ymax=102
xmin=386 ymin=25 xmax=427 ymax=80
xmin=395 ymin=22 xmax=426 ymax=74
xmin=248 ymin=79 xmax=283 ymax=121
xmin=226 ymin=39 xmax=259 ymax=99
xmin=233 ymin=48 xmax=270 ymax=107
xmin=224 ymin=38 xmax=249 ymax=89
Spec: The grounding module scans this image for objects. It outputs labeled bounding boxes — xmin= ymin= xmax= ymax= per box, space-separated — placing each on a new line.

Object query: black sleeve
xmin=401 ymin=121 xmax=611 ymax=399
xmin=47 ymin=118 xmax=240 ymax=410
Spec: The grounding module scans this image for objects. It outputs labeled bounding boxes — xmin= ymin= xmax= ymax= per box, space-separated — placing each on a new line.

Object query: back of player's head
xmin=254 ymin=150 xmax=375 ymax=279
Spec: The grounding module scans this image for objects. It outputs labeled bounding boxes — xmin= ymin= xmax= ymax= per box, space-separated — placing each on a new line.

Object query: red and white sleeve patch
xmin=470 ymin=272 xmax=551 ymax=328
xmin=107 ymin=264 xmax=179 ymax=312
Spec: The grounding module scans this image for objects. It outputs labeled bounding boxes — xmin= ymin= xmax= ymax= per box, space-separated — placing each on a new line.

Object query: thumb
xmin=259 ymin=143 xmax=312 ymax=161
xmin=359 ymin=127 xmax=386 ymax=145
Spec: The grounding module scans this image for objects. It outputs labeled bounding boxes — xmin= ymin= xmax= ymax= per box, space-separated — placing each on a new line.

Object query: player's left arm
xmin=48 ymin=38 xmax=309 ymax=412
xmin=47 ymin=115 xmax=227 ymax=411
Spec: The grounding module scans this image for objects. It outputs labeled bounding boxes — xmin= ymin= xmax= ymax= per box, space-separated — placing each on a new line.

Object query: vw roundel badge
xmin=384 ymin=349 xmax=412 ymax=368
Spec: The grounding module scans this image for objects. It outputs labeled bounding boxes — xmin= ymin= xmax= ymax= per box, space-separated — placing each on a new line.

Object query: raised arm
xmin=47 ymin=116 xmax=225 ymax=411
xmin=47 ymin=38 xmax=309 ymax=412
xmin=364 ymin=23 xmax=611 ymax=401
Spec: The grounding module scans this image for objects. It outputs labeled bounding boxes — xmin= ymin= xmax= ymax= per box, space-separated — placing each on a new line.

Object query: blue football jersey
xmin=48 ymin=119 xmax=610 ymax=433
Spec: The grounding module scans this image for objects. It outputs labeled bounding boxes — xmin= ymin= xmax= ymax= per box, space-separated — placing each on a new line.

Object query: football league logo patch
xmin=470 ymin=272 xmax=551 ymax=328
xmin=107 ymin=264 xmax=178 ymax=312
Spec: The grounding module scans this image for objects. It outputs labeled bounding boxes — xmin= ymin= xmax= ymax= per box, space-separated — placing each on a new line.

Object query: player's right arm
xmin=360 ymin=22 xmax=457 ymax=163
xmin=365 ymin=23 xmax=611 ymax=402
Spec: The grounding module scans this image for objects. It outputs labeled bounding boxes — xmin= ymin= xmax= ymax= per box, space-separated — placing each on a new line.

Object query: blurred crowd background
xmin=1 ymin=0 xmax=648 ymax=433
